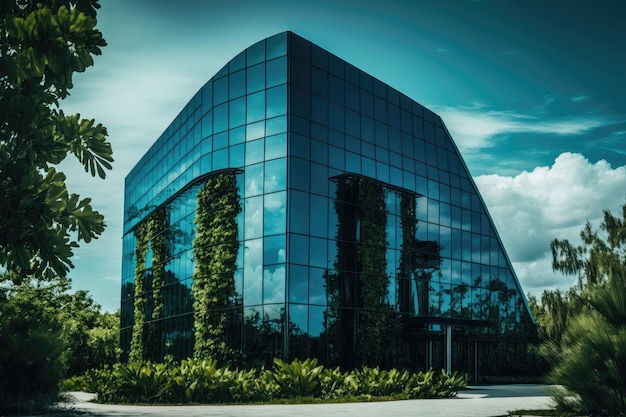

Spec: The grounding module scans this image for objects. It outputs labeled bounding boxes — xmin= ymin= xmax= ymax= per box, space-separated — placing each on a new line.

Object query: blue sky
xmin=60 ymin=0 xmax=626 ymax=312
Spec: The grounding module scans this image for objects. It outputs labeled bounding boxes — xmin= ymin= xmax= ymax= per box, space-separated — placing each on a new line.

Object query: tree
xmin=544 ymin=202 xmax=626 ymax=416
xmin=0 ymin=0 xmax=112 ymax=283
xmin=0 ymin=273 xmax=120 ymax=412
xmin=551 ymin=204 xmax=626 ymax=288
xmin=0 ymin=276 xmax=68 ymax=413
xmin=59 ymin=289 xmax=120 ymax=376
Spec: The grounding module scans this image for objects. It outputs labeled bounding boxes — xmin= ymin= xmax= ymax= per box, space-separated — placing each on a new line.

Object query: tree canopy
xmin=542 ymin=202 xmax=626 ymax=415
xmin=0 ymin=0 xmax=112 ymax=282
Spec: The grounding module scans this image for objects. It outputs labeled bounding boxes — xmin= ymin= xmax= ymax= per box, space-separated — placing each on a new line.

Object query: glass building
xmin=121 ymin=32 xmax=536 ymax=378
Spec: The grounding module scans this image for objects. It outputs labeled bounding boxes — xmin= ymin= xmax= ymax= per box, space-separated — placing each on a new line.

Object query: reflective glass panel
xmin=265 ymin=133 xmax=286 ymax=160
xmin=229 ymin=70 xmax=246 ymax=99
xmin=229 ymin=97 xmax=246 ymax=128
xmin=289 ymin=264 xmax=308 ymax=302
xmin=267 ymin=85 xmax=287 ymax=118
xmin=247 ymin=91 xmax=265 ymax=123
xmin=245 ymin=162 xmax=263 ymax=197
xmin=264 ymin=158 xmax=286 ymax=193
xmin=264 ymin=191 xmax=286 ymax=235
xmin=245 ymin=196 xmax=263 ymax=239
xmin=245 ymin=139 xmax=264 ymax=165
xmin=244 ymin=238 xmax=263 ymax=306
xmin=264 ymin=264 xmax=285 ymax=304
xmin=266 ymin=56 xmax=287 ymax=87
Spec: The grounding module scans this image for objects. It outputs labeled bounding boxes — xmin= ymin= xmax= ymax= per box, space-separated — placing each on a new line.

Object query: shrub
xmin=266 ymin=358 xmax=325 ymax=398
xmin=0 ymin=286 xmax=68 ymax=414
xmin=75 ymin=358 xmax=470 ymax=405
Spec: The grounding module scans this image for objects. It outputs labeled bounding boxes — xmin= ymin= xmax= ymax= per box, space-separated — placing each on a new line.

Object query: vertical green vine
xmin=328 ymin=177 xmax=360 ymax=368
xmin=128 ymin=207 xmax=168 ymax=362
xmin=328 ymin=175 xmax=391 ymax=368
xmin=129 ymin=222 xmax=148 ymax=362
xmin=356 ymin=178 xmax=389 ymax=366
xmin=192 ymin=170 xmax=241 ymax=362
xmin=398 ymin=194 xmax=417 ymax=313
xmin=146 ymin=207 xmax=168 ymax=359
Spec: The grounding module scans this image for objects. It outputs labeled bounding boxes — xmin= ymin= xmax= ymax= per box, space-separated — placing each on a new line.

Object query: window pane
xmin=264 ymin=191 xmax=286 ymax=235
xmin=258 ymin=117 xmax=281 ymax=137
xmin=267 ymin=85 xmax=287 ymax=117
xmin=309 ymin=237 xmax=326 ymax=268
xmin=245 ymin=196 xmax=263 ymax=239
xmin=289 ymin=190 xmax=309 ymax=234
xmin=212 ymin=148 xmax=227 ymax=170
xmin=245 ymin=139 xmax=264 ymax=165
xmin=244 ymin=238 xmax=262 ymax=306
xmin=213 ymin=103 xmax=228 ymax=133
xmin=247 ymin=90 xmax=265 ymax=123
xmin=229 ymin=97 xmax=246 ymax=128
xmin=247 ymin=41 xmax=265 ymax=66
xmin=264 ymin=264 xmax=285 ymax=304
xmin=201 ymin=111 xmax=212 ymax=138
xmin=247 ymin=64 xmax=265 ymax=95
xmin=266 ymin=33 xmax=287 ymax=59
xmin=245 ymin=163 xmax=263 ymax=197
xmin=289 ymin=234 xmax=309 ymax=265
xmin=229 ymin=126 xmax=245 ymax=146
xmin=229 ymin=70 xmax=246 ymax=99
xmin=264 ymin=234 xmax=286 ymax=264
xmin=246 ymin=121 xmax=265 ymax=141
xmin=266 ymin=56 xmax=287 ymax=87
xmin=265 ymin=158 xmax=286 ymax=193
xmin=229 ymin=143 xmax=244 ymax=168
xmin=289 ymin=264 xmax=308 ymax=303
xmin=265 ymin=133 xmax=286 ymax=160
xmin=309 ymin=195 xmax=328 ymax=238
xmin=214 ymin=77 xmax=228 ymax=104
xmin=309 ymin=268 xmax=327 ymax=306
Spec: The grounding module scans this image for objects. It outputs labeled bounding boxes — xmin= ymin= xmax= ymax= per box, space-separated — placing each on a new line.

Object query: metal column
xmin=445 ymin=325 xmax=452 ymax=373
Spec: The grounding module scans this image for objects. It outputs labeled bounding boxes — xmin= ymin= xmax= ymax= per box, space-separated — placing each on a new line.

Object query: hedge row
xmin=63 ymin=358 xmax=470 ymax=404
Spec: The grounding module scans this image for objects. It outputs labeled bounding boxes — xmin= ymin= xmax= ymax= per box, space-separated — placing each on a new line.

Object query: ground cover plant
xmin=63 ymin=357 xmax=470 ymax=404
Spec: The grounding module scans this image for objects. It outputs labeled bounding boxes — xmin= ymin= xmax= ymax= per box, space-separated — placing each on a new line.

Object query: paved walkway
xmin=54 ymin=385 xmax=555 ymax=417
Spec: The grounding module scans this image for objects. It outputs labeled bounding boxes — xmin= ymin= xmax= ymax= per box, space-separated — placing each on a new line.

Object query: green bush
xmin=0 ymin=285 xmax=68 ymax=414
xmin=543 ymin=272 xmax=626 ymax=416
xmin=266 ymin=358 xmax=325 ymax=398
xmin=73 ymin=358 xmax=469 ymax=404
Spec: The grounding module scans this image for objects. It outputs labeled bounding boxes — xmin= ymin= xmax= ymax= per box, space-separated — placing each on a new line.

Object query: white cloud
xmin=475 ymin=152 xmax=626 ymax=296
xmin=571 ymin=94 xmax=590 ymax=103
xmin=434 ymin=104 xmax=611 ymax=153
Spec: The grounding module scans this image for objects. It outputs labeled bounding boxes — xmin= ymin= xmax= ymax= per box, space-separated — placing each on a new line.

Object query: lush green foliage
xmin=0 ymin=0 xmax=112 ymax=282
xmin=60 ymin=290 xmax=120 ymax=376
xmin=398 ymin=193 xmax=418 ymax=313
xmin=0 ymin=281 xmax=67 ymax=413
xmin=540 ymin=203 xmax=626 ymax=416
xmin=130 ymin=220 xmax=148 ymax=362
xmin=327 ymin=176 xmax=392 ymax=368
xmin=68 ymin=357 xmax=469 ymax=404
xmin=356 ymin=180 xmax=389 ymax=366
xmin=129 ymin=207 xmax=168 ymax=362
xmin=0 ymin=276 xmax=120 ymax=413
xmin=192 ymin=171 xmax=242 ymax=362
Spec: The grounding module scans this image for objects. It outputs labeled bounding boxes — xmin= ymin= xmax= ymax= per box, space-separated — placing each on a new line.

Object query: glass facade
xmin=121 ymin=32 xmax=536 ymax=377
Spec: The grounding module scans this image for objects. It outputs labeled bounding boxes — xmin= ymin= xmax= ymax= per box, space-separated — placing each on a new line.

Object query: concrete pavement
xmin=54 ymin=385 xmax=555 ymax=417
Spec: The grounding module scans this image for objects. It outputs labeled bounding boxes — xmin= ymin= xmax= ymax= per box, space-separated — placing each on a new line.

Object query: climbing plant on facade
xmin=192 ymin=170 xmax=242 ymax=363
xmin=327 ymin=175 xmax=390 ymax=368
xmin=356 ymin=178 xmax=389 ymax=366
xmin=129 ymin=221 xmax=147 ymax=362
xmin=128 ymin=206 xmax=168 ymax=362
xmin=145 ymin=207 xmax=168 ymax=360
xmin=398 ymin=193 xmax=417 ymax=313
